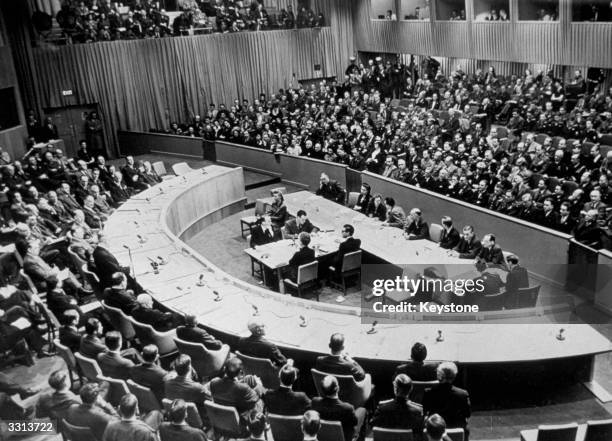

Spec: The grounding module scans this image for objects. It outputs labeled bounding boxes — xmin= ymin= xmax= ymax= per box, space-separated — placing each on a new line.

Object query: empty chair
xmin=280 ymin=226 xmax=290 ymax=240
xmin=268 ymin=414 xmax=303 ymax=441
xmin=127 ymin=379 xmax=161 ymax=413
xmin=74 ymin=352 xmax=103 ymax=382
xmin=446 ymin=428 xmax=465 ymax=441
xmin=410 ymin=380 xmax=438 ymax=404
xmin=429 ymin=223 xmax=443 ymax=243
xmin=172 ymin=162 xmax=194 ymax=176
xmin=97 ymin=375 xmax=130 ymax=407
xmin=520 ymin=422 xmax=579 ymax=441
xmin=329 ymin=250 xmax=361 ymax=295
xmin=512 ymin=285 xmax=541 ymax=309
xmin=204 ymin=401 xmax=246 ymax=439
xmin=346 ymin=191 xmax=360 ymax=208
xmin=283 ymin=261 xmax=319 ymax=300
xmin=584 ymin=419 xmax=612 ymax=441
xmin=236 ymin=350 xmax=280 ymax=389
xmin=101 ymin=301 xmax=136 ymax=342
xmin=373 ymin=427 xmax=414 ymax=441
xmin=162 ymin=398 xmax=203 ymax=428
xmin=311 ymin=368 xmax=372 ymax=408
xmin=174 ymin=337 xmax=230 ymax=379
xmin=54 ymin=339 xmax=81 ymax=388
xmin=152 ymin=161 xmax=168 ymax=177
xmin=318 ymin=419 xmax=345 ymax=441
xmin=61 ymin=419 xmax=98 ymax=441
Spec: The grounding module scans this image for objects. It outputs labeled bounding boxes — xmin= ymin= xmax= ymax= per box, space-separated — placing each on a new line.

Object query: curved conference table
xmin=102 ymin=164 xmax=612 ymax=388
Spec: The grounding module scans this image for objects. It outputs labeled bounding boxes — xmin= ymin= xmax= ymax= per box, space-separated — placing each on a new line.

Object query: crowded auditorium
xmin=1 ymin=1 xmax=612 ymax=440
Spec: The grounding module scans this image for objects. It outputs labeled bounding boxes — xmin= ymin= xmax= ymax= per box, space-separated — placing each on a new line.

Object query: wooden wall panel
xmin=569 ymin=23 xmax=612 ymax=68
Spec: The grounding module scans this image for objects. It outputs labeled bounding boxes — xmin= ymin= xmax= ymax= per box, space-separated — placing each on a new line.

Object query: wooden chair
xmin=373 ymin=426 xmax=414 ymax=441
xmin=280 ymin=226 xmax=290 ymax=239
xmin=584 ymin=419 xmax=612 ymax=441
xmin=101 ymin=301 xmax=136 ymax=343
xmin=268 ymin=413 xmax=302 ymax=441
xmin=410 ymin=380 xmax=438 ymax=404
xmin=346 ymin=191 xmax=360 ymax=208
xmin=127 ymin=379 xmax=161 ymax=412
xmin=283 ymin=261 xmax=319 ymax=300
xmin=97 ymin=375 xmax=130 ymax=407
xmin=172 ymin=162 xmax=194 ymax=176
xmin=329 ymin=250 xmax=362 ymax=295
xmin=311 ymin=368 xmax=372 ymax=408
xmin=204 ymin=401 xmax=246 ymax=439
xmin=241 ymin=215 xmax=260 ymax=238
xmin=74 ymin=352 xmax=103 ymax=382
xmin=54 ymin=339 xmax=82 ymax=388
xmin=429 ymin=223 xmax=443 ymax=243
xmin=60 ymin=418 xmax=99 ymax=441
xmin=174 ymin=337 xmax=230 ymax=379
xmin=236 ymin=350 xmax=280 ymax=389
xmin=446 ymin=427 xmax=465 ymax=441
xmin=162 ymin=398 xmax=203 ymax=428
xmin=520 ymin=423 xmax=578 ymax=441
xmin=318 ymin=419 xmax=345 ymax=441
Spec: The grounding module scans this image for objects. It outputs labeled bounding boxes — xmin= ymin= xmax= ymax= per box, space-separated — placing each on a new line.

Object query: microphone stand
xmin=123 ymin=245 xmax=137 ymax=284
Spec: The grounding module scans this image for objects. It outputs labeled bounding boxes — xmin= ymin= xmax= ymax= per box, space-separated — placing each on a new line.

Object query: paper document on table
xmin=10 ymin=317 xmax=31 ymax=330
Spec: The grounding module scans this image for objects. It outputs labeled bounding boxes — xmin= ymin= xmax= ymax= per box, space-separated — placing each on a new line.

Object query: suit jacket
xmin=263 ymin=386 xmax=311 ymax=416
xmin=103 ymin=287 xmax=137 ymax=315
xmin=36 ymin=390 xmax=80 ymax=420
xmin=386 ymin=206 xmax=406 ymax=228
xmin=66 ymin=403 xmax=117 ymax=441
xmin=439 ymin=227 xmax=460 ymax=249
xmin=354 ymin=193 xmax=371 ymax=214
xmin=159 ymin=422 xmax=207 ymax=441
xmin=130 ymin=362 xmax=169 ymax=401
xmin=423 ymin=383 xmax=471 ymax=430
xmin=59 ymin=326 xmax=82 ymax=353
xmin=101 ymin=419 xmax=158 ymax=441
xmin=315 ymin=355 xmax=366 ymax=382
xmin=539 ymin=210 xmax=559 ymax=229
xmin=176 ymin=325 xmax=223 ymax=350
xmin=97 ymin=350 xmax=135 ymax=380
xmin=80 ymin=334 xmax=107 ymax=359
xmin=208 ymin=376 xmax=260 ymax=414
xmin=556 ymin=214 xmax=576 ymax=234
xmin=46 ymin=289 xmax=79 ymax=319
xmin=23 ymin=254 xmax=54 ymax=286
xmin=371 ymin=398 xmax=424 ymax=436
xmin=164 ymin=375 xmax=209 ymax=406
xmin=366 ymin=200 xmax=387 ymax=221
xmin=289 ymin=247 xmax=316 ymax=269
xmin=237 ymin=334 xmax=286 ymax=366
xmin=316 ymin=180 xmax=345 ymax=203
xmin=394 ymin=361 xmax=439 ymax=381
xmin=334 ymin=237 xmax=361 ymax=270
xmin=505 ymin=265 xmax=529 ymax=293
xmin=574 ymin=220 xmax=603 ymax=248
xmin=311 ymin=396 xmax=357 ymax=441
xmin=250 ymin=225 xmax=275 ymax=247
xmin=131 ymin=305 xmax=174 ymax=331
xmin=284 ymin=218 xmax=316 ymax=237
xmin=476 ymin=245 xmax=506 ymax=267
xmin=453 ymin=237 xmax=482 ymax=259
xmin=404 ymin=219 xmax=430 ymax=240
xmin=92 ymin=246 xmax=129 ymax=288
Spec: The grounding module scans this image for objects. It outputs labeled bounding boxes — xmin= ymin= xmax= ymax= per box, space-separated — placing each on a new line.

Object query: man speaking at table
xmin=284 ymin=210 xmax=318 ymax=239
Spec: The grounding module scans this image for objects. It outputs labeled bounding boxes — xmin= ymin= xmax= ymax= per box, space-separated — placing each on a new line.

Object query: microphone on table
xmin=196 ymin=274 xmax=205 ymax=286
xmin=157 ymin=256 xmax=167 ymax=265
xmin=556 ymin=328 xmax=565 ymax=341
xmin=213 ymin=290 xmax=222 ymax=302
xmin=159 ymin=187 xmax=164 ymax=194
xmin=137 ymin=234 xmax=147 ymax=243
xmin=136 ymin=208 xmax=142 ymax=215
xmin=133 ymin=220 xmax=140 ymax=227
xmin=436 ymin=330 xmax=444 ymax=342
xmin=201 ymin=168 xmax=208 ymax=175
xmin=150 ymin=261 xmax=159 ymax=274
xmin=367 ymin=320 xmax=378 ymax=334
xmin=299 ymin=315 xmax=307 ymax=327
xmin=252 ymin=305 xmax=259 ymax=316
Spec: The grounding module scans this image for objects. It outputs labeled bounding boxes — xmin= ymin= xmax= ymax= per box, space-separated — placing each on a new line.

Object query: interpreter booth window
xmin=572 ymin=0 xmax=612 ymax=21
xmin=473 ymin=0 xmax=510 ymax=21
xmin=370 ymin=0 xmax=398 ymax=20
xmin=400 ymin=0 xmax=431 ymax=20
xmin=435 ymin=0 xmax=466 ymax=20
xmin=518 ymin=0 xmax=559 ymax=21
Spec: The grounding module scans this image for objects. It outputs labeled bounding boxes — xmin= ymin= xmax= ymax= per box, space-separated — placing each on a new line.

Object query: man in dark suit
xmin=556 ymin=202 xmax=576 ymax=234
xmin=97 ymin=331 xmax=135 ymax=380
xmin=284 ymin=210 xmax=318 ymax=239
xmin=164 ymin=354 xmax=210 ymax=415
xmin=101 ymin=394 xmax=162 ymax=440
xmin=237 ymin=319 xmax=287 ymax=367
xmin=423 ymin=362 xmax=471 ymax=438
xmin=92 ymin=233 xmax=143 ymax=292
xmin=311 ymin=375 xmax=366 ymax=441
xmin=574 ymin=209 xmax=603 ymax=248
xmin=315 ymin=333 xmax=366 ymax=382
xmin=451 ymin=226 xmax=482 ymax=259
xmin=131 ymin=293 xmax=178 ymax=331
xmin=352 ymin=184 xmax=371 ymax=214
xmin=366 ymin=194 xmax=387 ymax=221
xmin=176 ymin=314 xmax=223 ymax=350
xmin=474 ymin=234 xmax=506 ymax=270
xmin=207 ymin=357 xmax=263 ymax=421
xmin=302 ymin=410 xmax=321 ymax=441
xmin=394 ymin=342 xmax=439 ymax=381
xmin=264 ymin=363 xmax=311 ymax=415
xmin=316 ymin=173 xmax=345 ymax=204
xmin=331 ymin=224 xmax=361 ymax=274
xmin=404 ymin=208 xmax=430 ymax=240
xmin=285 ymin=232 xmax=316 ymax=282
xmin=371 ymin=374 xmax=424 ymax=438
xmin=59 ymin=309 xmax=83 ymax=353
xmin=130 ymin=345 xmax=169 ymax=402
xmin=103 ymin=272 xmax=138 ymax=315
xmin=159 ymin=398 xmax=207 ymax=441
xmin=539 ymin=198 xmax=559 ymax=229
xmin=79 ymin=317 xmax=107 ymax=358
xmin=36 ymin=370 xmax=81 ymax=421
xmin=65 ymin=383 xmax=119 ymax=441
xmin=504 ymin=254 xmax=529 ymax=294
xmin=250 ymin=216 xmax=276 ymax=247
xmin=438 ymin=217 xmax=460 ymax=250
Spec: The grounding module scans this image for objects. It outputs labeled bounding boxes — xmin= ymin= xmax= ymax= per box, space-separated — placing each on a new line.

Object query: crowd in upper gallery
xmin=154 ymin=58 xmax=612 ymax=248
xmin=43 ymin=0 xmax=324 ymax=44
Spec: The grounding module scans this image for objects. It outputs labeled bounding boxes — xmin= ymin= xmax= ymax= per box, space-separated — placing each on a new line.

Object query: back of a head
xmin=437 ymin=361 xmax=458 ymax=383
xmin=279 ymin=365 xmax=298 ymax=387
xmin=184 ymin=314 xmax=197 ymax=327
xmin=105 ymin=331 xmax=122 ymax=351
xmin=224 ymin=357 xmax=243 ymax=380
xmin=142 ymin=344 xmax=159 ymax=363
xmin=320 ymin=375 xmax=339 ymax=397
xmin=394 ymin=373 xmax=413 ymax=398
xmin=119 ymin=393 xmax=139 ymax=419
xmin=110 ymin=271 xmax=125 ymax=287
xmin=426 ymin=414 xmax=447 ymax=441
xmin=85 ymin=317 xmax=100 ymax=335
xmin=79 ymin=383 xmax=100 ymax=405
xmin=302 ymin=410 xmax=321 ymax=437
xmin=411 ymin=342 xmax=428 ymax=362
xmin=299 ymin=231 xmax=311 ymax=247
xmin=169 ymin=399 xmax=187 ymax=424
xmin=329 ymin=333 xmax=345 ymax=353
xmin=247 ymin=413 xmax=267 ymax=438
xmin=174 ymin=354 xmax=192 ymax=376
xmin=48 ymin=370 xmax=67 ymax=391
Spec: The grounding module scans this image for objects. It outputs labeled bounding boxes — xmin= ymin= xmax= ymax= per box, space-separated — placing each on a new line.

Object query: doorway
xmin=44 ymin=104 xmax=106 ymax=159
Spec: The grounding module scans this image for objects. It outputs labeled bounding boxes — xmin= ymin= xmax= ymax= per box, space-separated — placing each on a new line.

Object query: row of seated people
xmin=152 ymin=61 xmax=612 ymax=247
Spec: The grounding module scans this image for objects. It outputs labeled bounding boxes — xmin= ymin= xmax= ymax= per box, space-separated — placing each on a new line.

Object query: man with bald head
xmin=315 ymin=333 xmax=366 ymax=382
xmin=237 ymin=319 xmax=287 ymax=367
xmin=131 ymin=293 xmax=179 ymax=331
